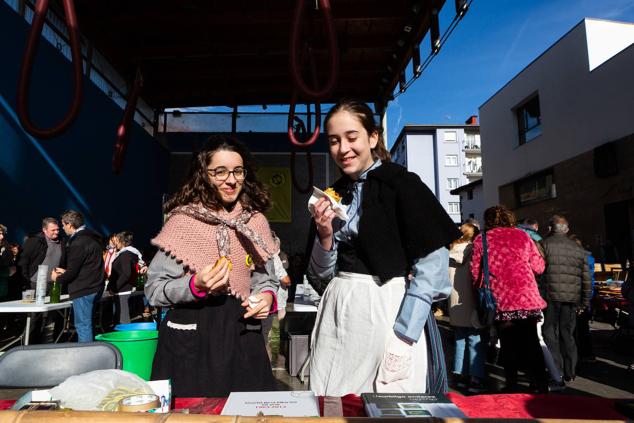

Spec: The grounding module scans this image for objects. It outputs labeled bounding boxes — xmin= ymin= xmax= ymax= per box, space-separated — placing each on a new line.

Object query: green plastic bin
xmin=96 ymin=330 xmax=158 ymax=380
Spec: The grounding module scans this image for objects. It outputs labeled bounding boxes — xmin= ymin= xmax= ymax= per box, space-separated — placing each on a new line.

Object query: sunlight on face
xmin=326 ymin=110 xmax=378 ymax=180
xmin=207 ymin=150 xmax=245 ymax=207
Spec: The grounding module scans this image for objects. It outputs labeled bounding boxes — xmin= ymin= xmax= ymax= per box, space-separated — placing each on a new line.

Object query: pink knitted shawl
xmin=151 ymin=202 xmax=279 ymax=299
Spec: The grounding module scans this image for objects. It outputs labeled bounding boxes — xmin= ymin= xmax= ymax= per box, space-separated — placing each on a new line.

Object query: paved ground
xmin=269 ymin=314 xmax=634 ymax=397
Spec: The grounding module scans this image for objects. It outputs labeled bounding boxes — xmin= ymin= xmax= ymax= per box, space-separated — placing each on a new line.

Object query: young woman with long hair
xmin=308 ymin=99 xmax=460 ymax=395
xmin=146 ymin=135 xmax=279 ymax=397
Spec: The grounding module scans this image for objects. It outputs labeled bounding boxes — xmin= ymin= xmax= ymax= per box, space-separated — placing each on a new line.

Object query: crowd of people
xmin=446 ymin=206 xmax=630 ymax=394
xmin=0 ymin=214 xmax=149 ymax=341
xmin=1 ymin=99 xmax=632 ymax=399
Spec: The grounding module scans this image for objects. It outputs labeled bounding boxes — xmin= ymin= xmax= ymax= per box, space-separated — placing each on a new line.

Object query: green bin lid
xmin=96 ymin=330 xmax=158 ymax=342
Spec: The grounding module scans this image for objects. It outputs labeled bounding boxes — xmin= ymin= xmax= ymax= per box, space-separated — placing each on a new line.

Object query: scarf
xmin=152 ymin=202 xmax=279 ymax=299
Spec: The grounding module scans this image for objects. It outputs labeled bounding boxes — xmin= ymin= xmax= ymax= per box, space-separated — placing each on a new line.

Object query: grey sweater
xmin=145 ymin=251 xmax=278 ymax=307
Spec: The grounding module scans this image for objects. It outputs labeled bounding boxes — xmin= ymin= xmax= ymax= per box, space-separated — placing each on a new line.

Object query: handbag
xmin=475 ymin=231 xmax=497 ymax=326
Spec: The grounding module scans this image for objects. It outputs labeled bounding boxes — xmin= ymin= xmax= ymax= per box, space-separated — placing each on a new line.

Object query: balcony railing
xmin=463 ymin=144 xmax=481 ymax=152
xmin=463 ymin=164 xmax=482 ymax=175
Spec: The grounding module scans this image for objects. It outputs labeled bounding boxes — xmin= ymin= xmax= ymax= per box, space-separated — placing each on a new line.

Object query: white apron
xmin=309 ymin=272 xmax=427 ymax=396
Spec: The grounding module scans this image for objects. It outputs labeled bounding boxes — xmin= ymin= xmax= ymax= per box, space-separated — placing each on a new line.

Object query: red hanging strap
xmin=290 ymin=0 xmax=339 ymax=99
xmin=112 ymin=70 xmax=143 ymax=174
xmin=287 ymin=93 xmax=321 ymax=147
xmin=289 ymin=115 xmax=315 ymax=194
xmin=17 ymin=0 xmax=83 ymax=139
xmin=289 ymin=0 xmax=339 ymax=100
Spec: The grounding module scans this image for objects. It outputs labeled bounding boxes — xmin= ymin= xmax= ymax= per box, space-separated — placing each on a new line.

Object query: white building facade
xmin=391 ymin=119 xmax=481 ymax=224
xmin=450 ymin=179 xmax=484 ymax=225
xmin=478 ymin=18 xmax=634 ymax=263
xmin=479 ymin=18 xmax=634 ymax=208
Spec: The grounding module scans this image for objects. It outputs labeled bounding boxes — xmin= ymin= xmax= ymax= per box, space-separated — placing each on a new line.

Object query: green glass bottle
xmin=50 ymin=281 xmax=61 ymax=304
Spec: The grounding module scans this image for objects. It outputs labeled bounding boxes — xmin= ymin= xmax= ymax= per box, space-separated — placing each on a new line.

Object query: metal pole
xmin=231 ymin=105 xmax=238 ymax=135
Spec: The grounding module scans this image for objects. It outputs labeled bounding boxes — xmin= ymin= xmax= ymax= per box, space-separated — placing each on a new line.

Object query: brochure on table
xmin=361 ymin=392 xmax=466 ymax=418
xmin=221 ymin=391 xmax=319 ymax=417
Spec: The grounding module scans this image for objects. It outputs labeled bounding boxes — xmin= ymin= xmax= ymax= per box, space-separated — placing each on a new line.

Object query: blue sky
xmin=385 ymin=0 xmax=634 ymax=147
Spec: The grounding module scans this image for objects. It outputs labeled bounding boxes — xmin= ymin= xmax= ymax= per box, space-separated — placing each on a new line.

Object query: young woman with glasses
xmin=146 ymin=135 xmax=280 ymax=397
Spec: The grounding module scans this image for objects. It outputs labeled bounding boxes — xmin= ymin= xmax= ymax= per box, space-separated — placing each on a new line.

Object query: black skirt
xmin=151 ymin=295 xmax=276 ymax=397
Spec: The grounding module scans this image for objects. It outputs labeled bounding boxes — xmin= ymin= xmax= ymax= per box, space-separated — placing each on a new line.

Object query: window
xmin=444 ymin=131 xmax=457 ymax=143
xmin=467 ymin=189 xmax=473 ymax=200
xmin=516 ymin=94 xmax=542 ymax=145
xmin=445 ymin=155 xmax=458 ymax=166
xmin=516 ymin=171 xmax=554 ymax=206
xmin=447 ymin=178 xmax=459 ymax=190
xmin=448 ymin=202 xmax=460 ymax=214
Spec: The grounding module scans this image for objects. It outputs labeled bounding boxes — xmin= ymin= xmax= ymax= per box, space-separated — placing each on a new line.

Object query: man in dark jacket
xmin=18 ymin=217 xmax=63 ymax=290
xmin=51 ymin=210 xmax=104 ymax=342
xmin=540 ymin=215 xmax=591 ymax=382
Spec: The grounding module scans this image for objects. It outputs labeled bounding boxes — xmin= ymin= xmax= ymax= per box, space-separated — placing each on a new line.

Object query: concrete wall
xmin=479 ymin=19 xmax=634 ymax=207
xmin=0 ymin=2 xmax=169 ymax=249
xmin=405 ymin=134 xmax=436 ymax=195
xmin=497 ymin=134 xmax=634 ymax=263
xmin=458 ymin=183 xmax=485 ymax=224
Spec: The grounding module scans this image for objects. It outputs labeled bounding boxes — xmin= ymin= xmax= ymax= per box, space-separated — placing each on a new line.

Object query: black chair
xmin=0 ymin=342 xmax=122 ymax=388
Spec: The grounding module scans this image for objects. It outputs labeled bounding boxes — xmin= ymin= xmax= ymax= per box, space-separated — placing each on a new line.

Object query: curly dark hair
xmin=483 ymin=205 xmax=516 ymax=230
xmin=163 ymin=135 xmax=271 ymax=213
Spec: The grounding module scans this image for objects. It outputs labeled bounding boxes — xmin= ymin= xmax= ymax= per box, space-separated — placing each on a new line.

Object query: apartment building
xmin=391 ymin=117 xmax=481 ymax=223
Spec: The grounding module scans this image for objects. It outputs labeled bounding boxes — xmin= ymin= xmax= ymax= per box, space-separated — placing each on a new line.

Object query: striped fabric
xmin=425 ymin=310 xmax=449 ymax=393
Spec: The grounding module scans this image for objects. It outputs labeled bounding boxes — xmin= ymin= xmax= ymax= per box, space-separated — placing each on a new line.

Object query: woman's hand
xmin=376 ymin=331 xmax=414 ymax=385
xmin=313 ymin=197 xmax=337 ymax=250
xmin=196 ymin=259 xmax=230 ymax=295
xmin=242 ymin=292 xmax=273 ymax=319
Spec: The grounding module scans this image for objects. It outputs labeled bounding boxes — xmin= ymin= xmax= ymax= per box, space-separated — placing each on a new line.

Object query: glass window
xmin=516 ymin=172 xmax=554 ymax=205
xmin=445 ymin=155 xmax=458 ymax=166
xmin=447 ymin=178 xmax=459 ymax=189
xmin=467 ymin=189 xmax=474 ymax=200
xmin=444 ymin=131 xmax=457 ymax=142
xmin=448 ymin=202 xmax=460 ymax=214
xmin=516 ymin=95 xmax=542 ymax=145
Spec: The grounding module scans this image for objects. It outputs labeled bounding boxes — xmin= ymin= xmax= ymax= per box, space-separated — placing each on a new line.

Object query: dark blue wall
xmin=0 ymin=2 xmax=169 ymax=250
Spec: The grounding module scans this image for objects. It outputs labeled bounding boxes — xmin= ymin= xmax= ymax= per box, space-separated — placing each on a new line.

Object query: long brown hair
xmin=450 ymin=223 xmax=480 ymax=249
xmin=164 ymin=135 xmax=271 ymax=213
xmin=324 ymin=99 xmax=391 ymax=162
xmin=483 ymin=205 xmax=516 ymax=230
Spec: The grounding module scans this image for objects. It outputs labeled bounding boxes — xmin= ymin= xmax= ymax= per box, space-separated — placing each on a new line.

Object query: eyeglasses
xmin=207 ymin=166 xmax=247 ymax=181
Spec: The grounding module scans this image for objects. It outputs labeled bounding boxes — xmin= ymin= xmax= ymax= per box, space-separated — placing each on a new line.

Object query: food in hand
xmin=213 ymin=256 xmax=233 ymax=271
xmin=324 ymin=187 xmax=341 ymax=203
xmin=248 ymin=295 xmax=262 ymax=309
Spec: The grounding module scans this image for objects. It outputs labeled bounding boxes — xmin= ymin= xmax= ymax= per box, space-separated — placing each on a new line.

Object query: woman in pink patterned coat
xmin=471 ymin=205 xmax=547 ymax=393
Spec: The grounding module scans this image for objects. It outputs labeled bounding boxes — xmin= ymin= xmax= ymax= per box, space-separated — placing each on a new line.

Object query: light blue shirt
xmin=308 ymin=160 xmax=451 ymax=343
